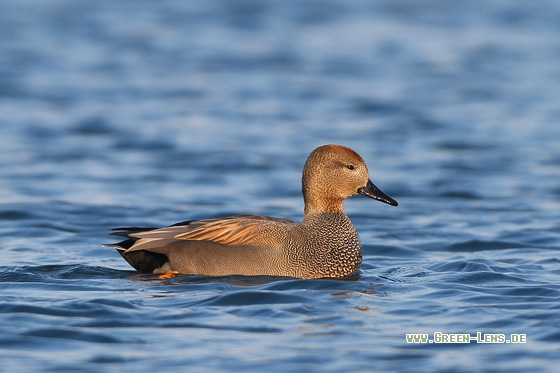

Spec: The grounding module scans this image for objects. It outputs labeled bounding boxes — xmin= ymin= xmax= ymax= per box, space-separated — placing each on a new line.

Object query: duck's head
xmin=302 ymin=144 xmax=397 ymax=213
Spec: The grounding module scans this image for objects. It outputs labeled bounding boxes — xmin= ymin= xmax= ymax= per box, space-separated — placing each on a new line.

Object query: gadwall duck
xmin=106 ymin=144 xmax=397 ymax=279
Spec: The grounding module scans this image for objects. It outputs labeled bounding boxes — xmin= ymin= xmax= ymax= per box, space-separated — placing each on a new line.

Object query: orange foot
xmin=158 ymin=270 xmax=179 ymax=279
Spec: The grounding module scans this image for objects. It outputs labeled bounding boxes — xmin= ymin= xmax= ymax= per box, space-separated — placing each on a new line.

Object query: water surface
xmin=1 ymin=1 xmax=559 ymax=372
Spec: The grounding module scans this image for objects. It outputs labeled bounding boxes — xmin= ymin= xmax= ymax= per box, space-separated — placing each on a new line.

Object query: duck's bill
xmin=358 ymin=180 xmax=398 ymax=206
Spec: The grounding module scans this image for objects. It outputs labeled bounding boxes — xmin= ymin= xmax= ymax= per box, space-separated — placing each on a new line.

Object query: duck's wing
xmin=109 ymin=215 xmax=297 ymax=253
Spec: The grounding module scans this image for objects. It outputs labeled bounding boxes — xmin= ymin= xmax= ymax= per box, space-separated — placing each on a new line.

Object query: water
xmin=1 ymin=0 xmax=560 ymax=371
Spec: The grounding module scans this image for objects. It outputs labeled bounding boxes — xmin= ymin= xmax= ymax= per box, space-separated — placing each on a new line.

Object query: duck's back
xmin=111 ymin=216 xmax=297 ymax=276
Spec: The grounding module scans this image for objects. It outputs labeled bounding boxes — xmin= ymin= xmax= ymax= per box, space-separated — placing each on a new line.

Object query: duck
xmin=106 ymin=144 xmax=397 ymax=279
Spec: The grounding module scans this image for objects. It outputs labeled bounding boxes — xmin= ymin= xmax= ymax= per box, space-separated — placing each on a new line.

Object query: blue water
xmin=1 ymin=0 xmax=560 ymax=371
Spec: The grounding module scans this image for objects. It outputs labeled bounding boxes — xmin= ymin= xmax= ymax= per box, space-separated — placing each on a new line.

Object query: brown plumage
xmin=106 ymin=144 xmax=398 ymax=279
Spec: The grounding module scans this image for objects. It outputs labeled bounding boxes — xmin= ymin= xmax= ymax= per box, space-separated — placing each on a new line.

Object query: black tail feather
xmin=118 ymin=249 xmax=169 ymax=274
xmin=106 ymin=231 xmax=169 ymax=274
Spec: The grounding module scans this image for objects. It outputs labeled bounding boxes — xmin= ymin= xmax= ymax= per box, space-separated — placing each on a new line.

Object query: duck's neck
xmin=303 ymin=194 xmax=345 ymax=214
xmin=302 ymin=170 xmax=346 ymax=213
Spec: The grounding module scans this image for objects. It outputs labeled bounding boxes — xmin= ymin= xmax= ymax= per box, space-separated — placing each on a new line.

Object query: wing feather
xmin=174 ymin=216 xmax=295 ymax=245
xmin=114 ymin=215 xmax=297 ymax=252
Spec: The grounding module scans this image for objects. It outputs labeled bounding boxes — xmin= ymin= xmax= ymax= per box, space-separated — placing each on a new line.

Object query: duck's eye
xmin=346 ymin=164 xmax=355 ymax=170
